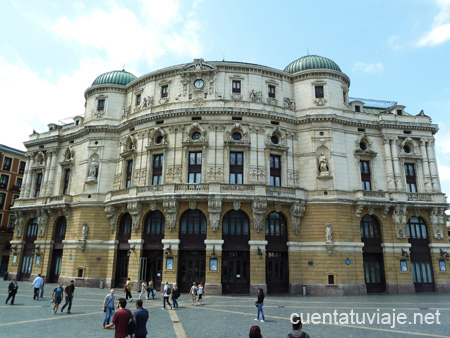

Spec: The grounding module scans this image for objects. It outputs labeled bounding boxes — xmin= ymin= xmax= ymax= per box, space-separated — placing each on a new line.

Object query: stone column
xmin=427 ymin=139 xmax=441 ymax=192
xmin=248 ymin=240 xmax=267 ymax=295
xmin=204 ymin=239 xmax=224 ymax=294
xmin=21 ymin=155 xmax=33 ymax=198
xmin=46 ymin=150 xmax=58 ymax=196
xmin=420 ymin=139 xmax=432 ymax=192
xmin=383 ymin=136 xmax=395 ymax=191
xmin=41 ymin=152 xmax=51 ymax=196
xmin=390 ymin=137 xmax=403 ymax=190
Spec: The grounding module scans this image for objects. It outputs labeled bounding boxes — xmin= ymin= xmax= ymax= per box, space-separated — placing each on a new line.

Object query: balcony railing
xmin=407 ymin=193 xmax=433 ymax=202
xmin=11 ymin=185 xmax=21 ymax=191
xmin=111 ymin=188 xmax=130 ymax=197
xmin=266 ymin=186 xmax=296 ymax=196
xmin=220 ymin=184 xmax=255 ymax=192
xmin=362 ymin=191 xmax=386 ymax=198
xmin=175 ymin=184 xmax=209 ymax=192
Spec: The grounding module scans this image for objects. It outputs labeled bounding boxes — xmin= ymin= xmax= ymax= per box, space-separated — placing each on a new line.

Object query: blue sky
xmin=1 ymin=0 xmax=450 ymax=201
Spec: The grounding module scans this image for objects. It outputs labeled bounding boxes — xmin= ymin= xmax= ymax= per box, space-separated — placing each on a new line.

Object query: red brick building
xmin=0 ymin=144 xmax=26 ymax=275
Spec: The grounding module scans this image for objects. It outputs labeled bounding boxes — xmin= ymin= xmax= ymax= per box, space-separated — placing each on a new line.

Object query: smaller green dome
xmin=92 ymin=69 xmax=137 ymax=86
xmin=284 ymin=55 xmax=341 ymax=73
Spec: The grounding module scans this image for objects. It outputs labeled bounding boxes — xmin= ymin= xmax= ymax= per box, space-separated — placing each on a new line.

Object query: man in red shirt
xmin=104 ymin=297 xmax=135 ymax=338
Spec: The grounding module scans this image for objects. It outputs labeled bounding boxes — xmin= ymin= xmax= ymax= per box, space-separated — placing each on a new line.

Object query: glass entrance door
xmin=144 ymin=251 xmax=163 ymax=291
xmin=363 ymin=253 xmax=386 ymax=293
xmin=49 ymin=249 xmax=63 ymax=283
xmin=222 ymin=251 xmax=249 ymax=294
xmin=178 ymin=251 xmax=205 ymax=293
xmin=114 ymin=250 xmax=129 ymax=288
xmin=266 ymin=251 xmax=289 ymax=293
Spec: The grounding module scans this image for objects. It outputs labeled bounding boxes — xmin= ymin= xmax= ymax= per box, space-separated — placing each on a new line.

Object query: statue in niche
xmin=82 ymin=222 xmax=89 ymax=240
xmin=325 ymin=222 xmax=333 ymax=242
xmin=88 ymin=158 xmax=98 ymax=180
xmin=319 ymin=152 xmax=329 ymax=175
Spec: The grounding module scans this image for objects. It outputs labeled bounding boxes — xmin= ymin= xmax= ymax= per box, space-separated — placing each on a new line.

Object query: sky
xmin=1 ymin=0 xmax=450 ymax=202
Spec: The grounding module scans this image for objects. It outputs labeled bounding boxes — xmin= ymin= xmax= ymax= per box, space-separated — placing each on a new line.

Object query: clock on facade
xmin=194 ymin=79 xmax=204 ymax=89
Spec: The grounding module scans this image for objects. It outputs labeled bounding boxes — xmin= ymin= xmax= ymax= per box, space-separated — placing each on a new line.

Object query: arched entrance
xmin=222 ymin=210 xmax=250 ymax=294
xmin=265 ymin=212 xmax=289 ymax=293
xmin=142 ymin=210 xmax=165 ymax=291
xmin=114 ymin=213 xmax=131 ymax=288
xmin=407 ymin=217 xmax=435 ymax=292
xmin=360 ymin=215 xmax=386 ymax=293
xmin=178 ymin=209 xmax=206 ymax=293
xmin=48 ymin=217 xmax=66 ymax=283
xmin=19 ymin=218 xmax=37 ymax=281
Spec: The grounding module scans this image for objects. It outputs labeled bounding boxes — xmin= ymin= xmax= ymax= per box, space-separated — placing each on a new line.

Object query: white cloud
xmin=45 ymin=0 xmax=203 ymax=68
xmin=352 ymin=61 xmax=384 ymax=74
xmin=417 ymin=0 xmax=450 ymax=47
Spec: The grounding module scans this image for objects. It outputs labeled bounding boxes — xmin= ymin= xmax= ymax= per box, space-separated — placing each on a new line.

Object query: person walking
xmin=287 ymin=315 xmax=310 ymax=338
xmin=61 ymin=280 xmax=75 ymax=314
xmin=254 ymin=288 xmax=266 ymax=323
xmin=5 ymin=278 xmax=19 ymax=305
xmin=104 ymin=298 xmax=135 ymax=338
xmin=171 ymin=283 xmax=180 ymax=308
xmin=40 ymin=275 xmax=45 ymax=298
xmin=138 ymin=280 xmax=147 ymax=300
xmin=146 ymin=279 xmax=154 ymax=299
xmin=31 ymin=274 xmax=44 ymax=300
xmin=162 ymin=281 xmax=172 ymax=310
xmin=189 ymin=282 xmax=198 ymax=305
xmin=197 ymin=282 xmax=204 ymax=305
xmin=103 ymin=289 xmax=116 ymax=329
xmin=51 ymin=282 xmax=64 ymax=314
xmin=125 ymin=277 xmax=133 ymax=302
xmin=134 ymin=299 xmax=149 ymax=338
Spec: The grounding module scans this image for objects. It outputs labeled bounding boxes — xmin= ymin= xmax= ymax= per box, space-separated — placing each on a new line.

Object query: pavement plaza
xmin=0 ymin=280 xmax=449 ymax=338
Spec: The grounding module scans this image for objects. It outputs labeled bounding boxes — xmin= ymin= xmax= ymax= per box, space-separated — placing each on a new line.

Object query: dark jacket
xmin=172 ymin=288 xmax=181 ymax=299
xmin=257 ymin=293 xmax=265 ymax=304
xmin=8 ymin=281 xmax=19 ymax=294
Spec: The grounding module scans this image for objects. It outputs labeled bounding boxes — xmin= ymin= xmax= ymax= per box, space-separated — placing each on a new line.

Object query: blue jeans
xmin=103 ymin=307 xmax=114 ymax=326
xmin=257 ymin=303 xmax=265 ymax=320
xmin=40 ymin=285 xmax=44 ymax=298
xmin=172 ymin=298 xmax=178 ymax=308
xmin=61 ymin=295 xmax=73 ymax=312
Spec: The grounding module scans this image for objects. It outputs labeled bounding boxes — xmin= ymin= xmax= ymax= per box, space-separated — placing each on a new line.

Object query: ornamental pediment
xmin=180 ymin=58 xmax=217 ymax=73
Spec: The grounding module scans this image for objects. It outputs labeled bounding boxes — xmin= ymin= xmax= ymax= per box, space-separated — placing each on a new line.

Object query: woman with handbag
xmin=102 ymin=289 xmax=115 ymax=328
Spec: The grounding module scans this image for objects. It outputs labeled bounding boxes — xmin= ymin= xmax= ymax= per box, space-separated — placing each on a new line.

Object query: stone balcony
xmin=354 ymin=190 xmax=446 ymax=204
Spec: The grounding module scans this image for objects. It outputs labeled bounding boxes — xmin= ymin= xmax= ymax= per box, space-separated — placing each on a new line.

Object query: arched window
xmin=26 ymin=218 xmax=38 ymax=240
xmin=360 ymin=215 xmax=382 ymax=239
xmin=265 ymin=212 xmax=287 ymax=238
xmin=118 ymin=213 xmax=132 ymax=240
xmin=54 ymin=217 xmax=66 ymax=241
xmin=223 ymin=210 xmax=249 ymax=236
xmin=180 ymin=210 xmax=206 ymax=237
xmin=407 ymin=217 xmax=428 ymax=239
xmin=144 ymin=210 xmax=165 ymax=238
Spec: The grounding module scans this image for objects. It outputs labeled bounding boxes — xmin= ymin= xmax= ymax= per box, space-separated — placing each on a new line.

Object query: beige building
xmin=8 ymin=56 xmax=450 ymax=295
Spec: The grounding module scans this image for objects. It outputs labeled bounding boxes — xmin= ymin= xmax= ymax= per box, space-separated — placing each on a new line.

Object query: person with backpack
xmin=105 ymin=297 xmax=135 ymax=338
xmin=197 ymin=282 xmax=204 ymax=305
xmin=171 ymin=283 xmax=180 ymax=308
xmin=287 ymin=316 xmax=310 ymax=338
xmin=189 ymin=281 xmax=198 ymax=305
xmin=162 ymin=281 xmax=172 ymax=310
xmin=51 ymin=282 xmax=64 ymax=314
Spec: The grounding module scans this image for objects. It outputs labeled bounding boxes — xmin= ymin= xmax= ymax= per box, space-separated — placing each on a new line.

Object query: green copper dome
xmin=92 ymin=69 xmax=137 ymax=86
xmin=284 ymin=55 xmax=341 ymax=73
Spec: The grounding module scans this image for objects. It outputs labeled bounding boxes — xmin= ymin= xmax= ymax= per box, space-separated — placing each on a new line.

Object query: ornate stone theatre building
xmin=8 ymin=56 xmax=450 ymax=295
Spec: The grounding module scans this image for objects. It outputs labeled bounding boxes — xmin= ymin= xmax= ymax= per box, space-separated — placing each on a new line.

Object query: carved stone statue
xmin=87 ymin=158 xmax=98 ymax=180
xmin=82 ymin=222 xmax=89 ymax=240
xmin=325 ymin=222 xmax=333 ymax=242
xmin=319 ymin=152 xmax=329 ymax=174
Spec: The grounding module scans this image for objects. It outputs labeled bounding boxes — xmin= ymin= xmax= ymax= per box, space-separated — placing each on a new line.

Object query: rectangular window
xmin=8 ymin=215 xmax=15 ymax=229
xmin=360 ymin=161 xmax=371 ymax=191
xmin=63 ymin=168 xmax=70 ymax=195
xmin=355 ymin=105 xmax=361 ymax=112
xmin=0 ymin=174 xmax=9 ymax=189
xmin=188 ymin=152 xmax=202 ymax=183
xmin=16 ymin=177 xmax=22 ymax=188
xmin=232 ymin=80 xmax=241 ymax=94
xmin=3 ymin=157 xmax=12 ymax=171
xmin=268 ymin=85 xmax=276 ymax=98
xmin=230 ymin=152 xmax=243 ymax=184
xmin=35 ymin=173 xmax=42 ymax=197
xmin=397 ymin=109 xmax=403 ymax=115
xmin=0 ymin=192 xmax=5 ymax=209
xmin=405 ymin=163 xmax=417 ymax=192
xmin=152 ymin=154 xmax=163 ymax=185
xmin=126 ymin=160 xmax=133 ymax=188
xmin=161 ymin=85 xmax=168 ymax=98
xmin=136 ymin=94 xmax=141 ymax=106
xmin=19 ymin=161 xmax=26 ymax=174
xmin=97 ymin=99 xmax=105 ymax=111
xmin=315 ymin=86 xmax=324 ymax=98
xmin=270 ymin=155 xmax=281 ymax=187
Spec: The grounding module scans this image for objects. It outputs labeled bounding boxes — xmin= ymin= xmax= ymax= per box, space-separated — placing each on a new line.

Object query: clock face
xmin=194 ymin=79 xmax=204 ymax=89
